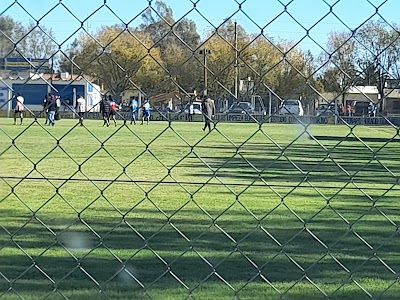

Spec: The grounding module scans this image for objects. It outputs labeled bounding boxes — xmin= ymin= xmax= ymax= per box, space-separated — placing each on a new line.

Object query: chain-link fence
xmin=1 ymin=0 xmax=400 ymax=299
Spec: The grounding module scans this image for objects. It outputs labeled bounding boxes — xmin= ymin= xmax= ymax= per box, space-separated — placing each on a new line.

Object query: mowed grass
xmin=1 ymin=117 xmax=400 ymax=300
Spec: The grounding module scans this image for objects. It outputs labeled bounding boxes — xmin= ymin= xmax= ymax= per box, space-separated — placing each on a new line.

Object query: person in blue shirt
xmin=141 ymin=100 xmax=151 ymax=125
xmin=129 ymin=96 xmax=138 ymax=125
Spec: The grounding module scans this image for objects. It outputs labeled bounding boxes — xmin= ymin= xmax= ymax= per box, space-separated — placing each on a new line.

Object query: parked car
xmin=316 ymin=102 xmax=336 ymax=116
xmin=183 ymin=102 xmax=202 ymax=114
xmin=351 ymin=100 xmax=370 ymax=116
xmin=226 ymin=102 xmax=255 ymax=114
xmin=278 ymin=100 xmax=304 ymax=116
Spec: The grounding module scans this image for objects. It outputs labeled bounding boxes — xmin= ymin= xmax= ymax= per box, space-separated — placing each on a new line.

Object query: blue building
xmin=0 ymin=72 xmax=101 ymax=113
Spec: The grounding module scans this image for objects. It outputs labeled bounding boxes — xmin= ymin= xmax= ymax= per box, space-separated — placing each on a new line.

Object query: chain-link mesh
xmin=1 ymin=0 xmax=400 ymax=299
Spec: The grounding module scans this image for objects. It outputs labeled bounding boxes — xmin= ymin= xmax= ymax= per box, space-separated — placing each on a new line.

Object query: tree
xmin=0 ymin=16 xmax=24 ymax=58
xmin=70 ymin=26 xmax=164 ymax=98
xmin=18 ymin=20 xmax=58 ymax=59
xmin=138 ymin=1 xmax=201 ymax=94
xmin=319 ymin=30 xmax=357 ymax=104
xmin=355 ymin=20 xmax=400 ymax=110
xmin=199 ymin=20 xmax=250 ymax=97
xmin=58 ymin=38 xmax=79 ymax=74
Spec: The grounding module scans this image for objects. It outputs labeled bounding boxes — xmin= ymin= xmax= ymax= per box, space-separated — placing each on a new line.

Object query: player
xmin=13 ymin=93 xmax=25 ymax=125
xmin=141 ymin=99 xmax=151 ymax=125
xmin=129 ymin=96 xmax=138 ymax=125
xmin=100 ymin=95 xmax=111 ymax=127
xmin=109 ymin=95 xmax=118 ymax=126
xmin=76 ymin=95 xmax=86 ymax=126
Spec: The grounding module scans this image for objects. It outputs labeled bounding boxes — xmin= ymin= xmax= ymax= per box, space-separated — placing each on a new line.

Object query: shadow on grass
xmin=184 ymin=141 xmax=400 ymax=185
xmin=1 ymin=205 xmax=399 ymax=299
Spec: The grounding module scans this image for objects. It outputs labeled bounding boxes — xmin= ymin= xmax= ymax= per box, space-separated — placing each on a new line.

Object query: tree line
xmin=1 ymin=1 xmax=400 ymax=105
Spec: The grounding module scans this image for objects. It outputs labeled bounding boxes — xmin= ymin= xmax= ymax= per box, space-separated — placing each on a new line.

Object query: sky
xmin=1 ymin=0 xmax=399 ymax=55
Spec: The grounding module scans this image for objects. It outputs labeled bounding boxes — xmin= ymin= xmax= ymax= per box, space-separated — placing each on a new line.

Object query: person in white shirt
xmin=13 ymin=93 xmax=25 ymax=125
xmin=141 ymin=100 xmax=151 ymax=125
xmin=76 ymin=95 xmax=86 ymax=126
xmin=188 ymin=102 xmax=194 ymax=122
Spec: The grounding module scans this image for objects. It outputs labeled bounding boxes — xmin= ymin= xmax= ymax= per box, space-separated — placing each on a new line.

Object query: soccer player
xmin=13 ymin=93 xmax=25 ymax=125
xmin=141 ymin=100 xmax=151 ymax=125
xmin=109 ymin=95 xmax=118 ymax=126
xmin=100 ymin=95 xmax=111 ymax=127
xmin=129 ymin=96 xmax=138 ymax=125
xmin=76 ymin=95 xmax=86 ymax=126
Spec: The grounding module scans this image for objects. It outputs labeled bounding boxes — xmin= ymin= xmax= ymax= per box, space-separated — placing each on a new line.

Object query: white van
xmin=278 ymin=100 xmax=304 ymax=116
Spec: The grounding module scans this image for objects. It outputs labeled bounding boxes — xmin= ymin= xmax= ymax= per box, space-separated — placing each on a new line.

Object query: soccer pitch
xmin=0 ymin=118 xmax=400 ymax=299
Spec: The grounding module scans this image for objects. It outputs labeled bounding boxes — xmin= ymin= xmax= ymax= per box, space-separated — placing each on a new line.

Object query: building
xmin=0 ymin=71 xmax=101 ymax=112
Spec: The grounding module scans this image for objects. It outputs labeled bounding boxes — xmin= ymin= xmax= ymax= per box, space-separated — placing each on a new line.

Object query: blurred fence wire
xmin=1 ymin=0 xmax=400 ymax=299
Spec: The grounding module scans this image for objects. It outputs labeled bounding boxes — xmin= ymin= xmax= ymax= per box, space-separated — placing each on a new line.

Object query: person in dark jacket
xmin=201 ymin=96 xmax=215 ymax=132
xmin=45 ymin=96 xmax=57 ymax=126
xmin=100 ymin=96 xmax=111 ymax=127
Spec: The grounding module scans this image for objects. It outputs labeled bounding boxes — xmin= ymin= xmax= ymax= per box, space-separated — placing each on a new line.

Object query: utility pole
xmin=199 ymin=49 xmax=211 ymax=96
xmin=234 ymin=21 xmax=239 ymax=100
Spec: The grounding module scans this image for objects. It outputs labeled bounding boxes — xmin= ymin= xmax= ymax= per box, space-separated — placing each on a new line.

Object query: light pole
xmin=199 ymin=49 xmax=211 ymax=96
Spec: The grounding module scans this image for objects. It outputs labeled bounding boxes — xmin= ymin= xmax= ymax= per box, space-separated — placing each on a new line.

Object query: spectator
xmin=13 ymin=93 xmax=25 ymax=125
xmin=201 ymin=96 xmax=215 ymax=132
xmin=76 ymin=95 xmax=86 ymax=126
xmin=346 ymin=104 xmax=352 ymax=116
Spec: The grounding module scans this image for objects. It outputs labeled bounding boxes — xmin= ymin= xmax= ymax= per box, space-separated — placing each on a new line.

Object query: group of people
xmin=12 ymin=92 xmax=215 ymax=131
xmin=42 ymin=93 xmax=62 ymax=126
xmin=99 ymin=95 xmax=151 ymax=127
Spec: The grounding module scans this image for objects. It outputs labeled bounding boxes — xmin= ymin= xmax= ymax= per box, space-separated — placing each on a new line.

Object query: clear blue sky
xmin=1 ymin=0 xmax=399 ymax=54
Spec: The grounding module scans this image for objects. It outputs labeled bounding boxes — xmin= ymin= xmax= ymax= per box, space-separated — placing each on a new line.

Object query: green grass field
xmin=1 ymin=117 xmax=400 ymax=300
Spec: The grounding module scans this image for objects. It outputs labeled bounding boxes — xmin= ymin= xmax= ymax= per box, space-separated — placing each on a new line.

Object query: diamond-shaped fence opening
xmin=1 ymin=0 xmax=400 ymax=299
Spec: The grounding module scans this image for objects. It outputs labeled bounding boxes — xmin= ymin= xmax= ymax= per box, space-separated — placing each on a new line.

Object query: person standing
xmin=109 ymin=95 xmax=118 ymax=126
xmin=188 ymin=102 xmax=194 ymax=122
xmin=45 ymin=95 xmax=56 ymax=126
xmin=76 ymin=95 xmax=86 ymax=126
xmin=55 ymin=95 xmax=61 ymax=121
xmin=202 ymin=96 xmax=215 ymax=132
xmin=100 ymin=95 xmax=111 ymax=127
xmin=129 ymin=96 xmax=138 ymax=125
xmin=13 ymin=93 xmax=25 ymax=125
xmin=347 ymin=103 xmax=352 ymax=116
xmin=141 ymin=100 xmax=151 ymax=125
xmin=43 ymin=93 xmax=52 ymax=125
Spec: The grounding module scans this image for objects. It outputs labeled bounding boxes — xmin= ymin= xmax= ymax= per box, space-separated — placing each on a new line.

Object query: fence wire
xmin=1 ymin=0 xmax=400 ymax=299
